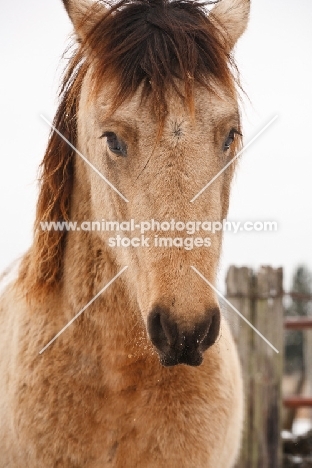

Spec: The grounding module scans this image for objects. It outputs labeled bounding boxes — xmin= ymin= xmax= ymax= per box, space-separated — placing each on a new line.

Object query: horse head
xmin=32 ymin=0 xmax=250 ymax=366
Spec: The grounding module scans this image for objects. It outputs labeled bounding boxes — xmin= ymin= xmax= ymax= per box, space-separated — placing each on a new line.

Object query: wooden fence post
xmin=304 ymin=310 xmax=312 ymax=422
xmin=225 ymin=266 xmax=254 ymax=468
xmin=225 ymin=266 xmax=284 ymax=468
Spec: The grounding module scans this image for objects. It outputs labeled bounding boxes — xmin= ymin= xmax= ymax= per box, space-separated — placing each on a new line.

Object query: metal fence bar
xmin=283 ymin=397 xmax=312 ymax=408
xmin=284 ymin=318 xmax=312 ymax=330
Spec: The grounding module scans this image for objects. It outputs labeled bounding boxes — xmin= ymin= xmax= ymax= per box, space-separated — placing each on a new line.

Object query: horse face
xmin=76 ymin=80 xmax=240 ymax=366
xmin=63 ymin=0 xmax=249 ymax=366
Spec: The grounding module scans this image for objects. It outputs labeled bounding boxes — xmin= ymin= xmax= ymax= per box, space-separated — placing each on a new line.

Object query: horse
xmin=0 ymin=0 xmax=250 ymax=466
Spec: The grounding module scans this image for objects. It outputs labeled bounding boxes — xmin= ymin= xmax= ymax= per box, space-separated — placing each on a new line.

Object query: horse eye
xmin=223 ymin=129 xmax=239 ymax=151
xmin=100 ymin=131 xmax=127 ymax=157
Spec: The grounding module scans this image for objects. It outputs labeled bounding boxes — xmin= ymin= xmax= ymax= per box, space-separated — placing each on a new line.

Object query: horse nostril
xmin=147 ymin=306 xmax=221 ymax=367
xmin=147 ymin=307 xmax=178 ymax=354
xmin=196 ymin=308 xmax=221 ymax=351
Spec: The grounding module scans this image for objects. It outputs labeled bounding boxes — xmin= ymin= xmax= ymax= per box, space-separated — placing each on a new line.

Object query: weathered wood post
xmin=225 ymin=266 xmax=284 ymax=468
xmin=304 ymin=312 xmax=312 ymax=422
xmin=225 ymin=266 xmax=253 ymax=467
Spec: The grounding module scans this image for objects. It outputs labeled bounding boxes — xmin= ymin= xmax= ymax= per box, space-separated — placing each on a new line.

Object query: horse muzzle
xmin=147 ymin=305 xmax=221 ymax=367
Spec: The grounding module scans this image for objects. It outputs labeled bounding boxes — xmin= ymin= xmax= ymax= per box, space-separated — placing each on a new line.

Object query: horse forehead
xmin=93 ymin=86 xmax=238 ymax=134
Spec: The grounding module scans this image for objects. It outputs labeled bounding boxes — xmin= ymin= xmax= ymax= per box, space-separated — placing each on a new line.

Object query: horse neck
xmin=60 ymin=180 xmax=152 ymax=368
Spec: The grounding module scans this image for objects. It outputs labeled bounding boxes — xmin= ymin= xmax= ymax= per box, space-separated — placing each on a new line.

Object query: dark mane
xmin=86 ymin=0 xmax=238 ymax=118
xmin=20 ymin=0 xmax=239 ymax=296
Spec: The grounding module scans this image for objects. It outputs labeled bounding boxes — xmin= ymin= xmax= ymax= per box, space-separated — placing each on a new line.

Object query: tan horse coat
xmin=0 ymin=0 xmax=250 ymax=466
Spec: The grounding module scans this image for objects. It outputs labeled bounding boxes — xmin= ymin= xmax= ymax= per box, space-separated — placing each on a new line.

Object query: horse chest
xmin=14 ymin=368 xmax=214 ymax=467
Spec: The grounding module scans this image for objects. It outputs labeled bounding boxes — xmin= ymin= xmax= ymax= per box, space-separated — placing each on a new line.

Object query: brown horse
xmin=0 ymin=0 xmax=250 ymax=466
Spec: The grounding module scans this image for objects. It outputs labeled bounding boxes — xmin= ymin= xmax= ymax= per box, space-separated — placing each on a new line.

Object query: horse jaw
xmin=62 ymin=0 xmax=107 ymax=40
xmin=211 ymin=0 xmax=250 ymax=51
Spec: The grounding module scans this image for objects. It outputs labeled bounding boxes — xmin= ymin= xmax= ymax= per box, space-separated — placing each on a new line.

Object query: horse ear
xmin=210 ymin=0 xmax=250 ymax=51
xmin=62 ymin=0 xmax=107 ymax=40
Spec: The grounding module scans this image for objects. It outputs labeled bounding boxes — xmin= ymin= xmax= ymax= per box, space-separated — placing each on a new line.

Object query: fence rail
xmin=283 ymin=316 xmax=312 ymax=411
xmin=226 ymin=265 xmax=312 ymax=468
xmin=284 ymin=317 xmax=312 ymax=330
xmin=283 ymin=397 xmax=312 ymax=408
